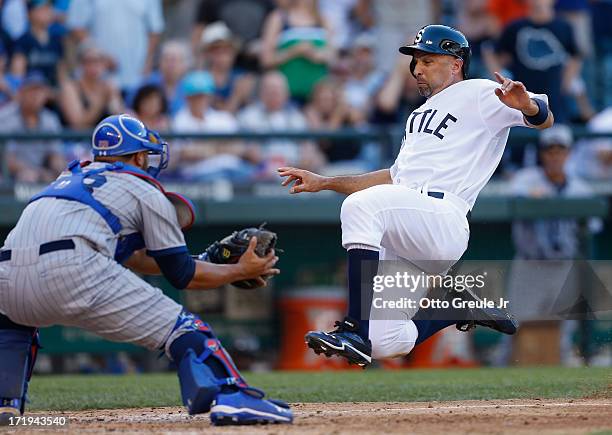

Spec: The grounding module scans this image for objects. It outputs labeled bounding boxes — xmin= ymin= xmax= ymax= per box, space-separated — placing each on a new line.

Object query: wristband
xmin=524 ymin=98 xmax=548 ymax=126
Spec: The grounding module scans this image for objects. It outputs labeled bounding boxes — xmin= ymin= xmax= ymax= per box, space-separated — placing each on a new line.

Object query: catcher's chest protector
xmin=28 ymin=160 xmax=195 ymax=263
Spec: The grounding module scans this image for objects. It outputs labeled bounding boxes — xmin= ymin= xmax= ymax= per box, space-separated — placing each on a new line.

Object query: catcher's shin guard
xmin=0 ymin=315 xmax=40 ymax=424
xmin=168 ymin=311 xmax=248 ymax=415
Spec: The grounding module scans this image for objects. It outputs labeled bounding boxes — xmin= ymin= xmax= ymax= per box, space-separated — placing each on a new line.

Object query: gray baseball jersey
xmin=0 ymin=163 xmax=187 ymax=350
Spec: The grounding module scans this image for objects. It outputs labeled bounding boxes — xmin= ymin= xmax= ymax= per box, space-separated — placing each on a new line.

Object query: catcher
xmin=0 ymin=114 xmax=292 ymax=425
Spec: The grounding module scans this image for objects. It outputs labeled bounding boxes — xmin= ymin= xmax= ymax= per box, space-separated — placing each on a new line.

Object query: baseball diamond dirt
xmin=18 ymin=398 xmax=611 ymax=434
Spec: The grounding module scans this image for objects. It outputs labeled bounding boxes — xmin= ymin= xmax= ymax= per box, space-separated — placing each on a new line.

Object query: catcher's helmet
xmin=92 ymin=114 xmax=169 ymax=178
xmin=399 ymin=24 xmax=471 ymax=79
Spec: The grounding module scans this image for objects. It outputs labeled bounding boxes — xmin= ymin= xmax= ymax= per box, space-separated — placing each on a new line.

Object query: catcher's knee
xmin=369 ymin=319 xmax=417 ymax=360
xmin=0 ymin=313 xmax=40 ymax=414
xmin=165 ymin=310 xmax=248 ymax=415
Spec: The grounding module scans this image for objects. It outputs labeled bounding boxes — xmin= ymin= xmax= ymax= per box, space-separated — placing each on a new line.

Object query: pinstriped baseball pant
xmin=0 ymin=238 xmax=183 ymax=351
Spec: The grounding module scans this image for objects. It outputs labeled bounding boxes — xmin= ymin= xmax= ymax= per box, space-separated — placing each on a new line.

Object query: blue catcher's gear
xmin=399 ymin=24 xmax=471 ymax=80
xmin=168 ymin=311 xmax=293 ymax=424
xmin=0 ymin=315 xmax=40 ymax=426
xmin=29 ymin=160 xmax=195 ymax=263
xmin=92 ymin=114 xmax=169 ymax=178
xmin=211 ymin=389 xmax=293 ymax=425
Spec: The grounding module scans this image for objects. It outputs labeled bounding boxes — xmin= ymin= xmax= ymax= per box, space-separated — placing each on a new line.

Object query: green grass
xmin=28 ymin=367 xmax=611 ymax=411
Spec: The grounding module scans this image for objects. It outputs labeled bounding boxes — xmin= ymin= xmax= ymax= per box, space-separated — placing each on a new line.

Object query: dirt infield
xmin=11 ymin=398 xmax=609 ymax=434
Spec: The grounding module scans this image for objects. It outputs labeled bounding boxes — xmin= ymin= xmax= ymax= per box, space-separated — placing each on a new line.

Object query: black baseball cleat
xmin=305 ymin=317 xmax=372 ymax=367
xmin=455 ymin=287 xmax=518 ymax=335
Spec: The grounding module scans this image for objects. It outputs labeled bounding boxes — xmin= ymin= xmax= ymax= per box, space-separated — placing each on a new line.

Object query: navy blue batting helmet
xmin=399 ymin=24 xmax=471 ymax=79
xmin=92 ymin=114 xmax=169 ymax=178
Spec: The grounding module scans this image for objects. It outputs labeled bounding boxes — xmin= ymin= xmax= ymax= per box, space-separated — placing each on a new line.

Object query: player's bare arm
xmin=494 ymin=71 xmax=554 ymax=130
xmin=277 ymin=167 xmax=392 ymax=196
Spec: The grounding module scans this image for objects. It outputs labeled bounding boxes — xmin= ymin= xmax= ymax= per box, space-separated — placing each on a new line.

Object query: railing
xmin=1 ymin=127 xmax=611 ymax=185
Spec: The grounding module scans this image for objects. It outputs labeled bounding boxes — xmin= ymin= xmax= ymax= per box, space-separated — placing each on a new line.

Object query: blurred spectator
xmin=11 ymin=0 xmax=66 ymax=86
xmin=191 ymin=0 xmax=274 ymax=71
xmin=238 ymin=71 xmax=325 ymax=177
xmin=500 ymin=125 xmax=601 ymax=366
xmin=371 ymin=0 xmax=441 ymax=73
xmin=511 ymin=125 xmax=598 ymax=258
xmin=67 ymin=0 xmax=164 ymax=92
xmin=304 ymin=78 xmax=363 ymax=169
xmin=59 ymin=41 xmax=123 ymax=129
xmin=486 ymin=0 xmax=528 ymax=28
xmin=0 ymin=72 xmax=64 ymax=182
xmin=1 ymin=0 xmax=28 ymax=43
xmin=199 ymin=22 xmax=256 ymax=114
xmin=555 ymin=0 xmax=592 ymax=58
xmin=137 ymin=39 xmax=190 ymax=116
xmin=342 ymin=33 xmax=385 ymax=119
xmin=318 ymin=0 xmax=373 ymax=50
xmin=260 ymin=0 xmax=336 ymax=103
xmin=456 ymin=0 xmax=499 ymax=79
xmin=131 ymin=84 xmax=169 ymax=132
xmin=171 ymin=71 xmax=254 ymax=182
xmin=591 ymin=0 xmax=612 ymax=109
xmin=567 ymin=107 xmax=612 ymax=181
xmin=490 ymin=0 xmax=582 ymax=123
xmin=374 ymin=55 xmax=425 ymax=125
xmin=0 ymin=40 xmax=14 ymax=106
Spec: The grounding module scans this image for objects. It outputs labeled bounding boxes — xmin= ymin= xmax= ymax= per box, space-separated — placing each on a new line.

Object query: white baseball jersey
xmin=390 ymin=79 xmax=548 ymax=208
xmin=341 ymin=78 xmax=548 ymax=360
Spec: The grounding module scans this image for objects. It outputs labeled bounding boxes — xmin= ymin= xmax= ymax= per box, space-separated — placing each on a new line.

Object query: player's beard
xmin=417 ymin=83 xmax=432 ymax=98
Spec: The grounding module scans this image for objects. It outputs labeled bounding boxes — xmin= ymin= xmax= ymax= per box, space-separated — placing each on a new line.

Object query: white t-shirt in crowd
xmin=390 ymin=79 xmax=547 ymax=208
xmin=172 ymin=107 xmax=238 ymax=133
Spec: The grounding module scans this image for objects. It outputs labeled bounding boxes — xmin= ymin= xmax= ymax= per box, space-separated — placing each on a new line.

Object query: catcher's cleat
xmin=0 ymin=399 xmax=21 ymax=426
xmin=455 ymin=287 xmax=518 ymax=335
xmin=210 ymin=387 xmax=293 ymax=426
xmin=305 ymin=317 xmax=372 ymax=367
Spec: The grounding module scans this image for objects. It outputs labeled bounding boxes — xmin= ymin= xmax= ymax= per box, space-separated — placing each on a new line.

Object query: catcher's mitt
xmin=198 ymin=224 xmax=278 ymax=289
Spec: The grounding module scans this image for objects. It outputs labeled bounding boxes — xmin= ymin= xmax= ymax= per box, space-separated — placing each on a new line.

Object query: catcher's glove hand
xmin=198 ymin=224 xmax=278 ymax=289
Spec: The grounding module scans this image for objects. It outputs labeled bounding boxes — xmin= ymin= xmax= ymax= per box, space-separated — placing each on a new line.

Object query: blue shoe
xmin=456 ymin=287 xmax=518 ymax=335
xmin=0 ymin=398 xmax=21 ymax=426
xmin=305 ymin=317 xmax=372 ymax=367
xmin=210 ymin=387 xmax=293 ymax=425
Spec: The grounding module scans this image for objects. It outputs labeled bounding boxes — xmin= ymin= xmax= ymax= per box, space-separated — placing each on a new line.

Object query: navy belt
xmin=428 ymin=191 xmax=472 ymax=220
xmin=0 ymin=239 xmax=76 ymax=262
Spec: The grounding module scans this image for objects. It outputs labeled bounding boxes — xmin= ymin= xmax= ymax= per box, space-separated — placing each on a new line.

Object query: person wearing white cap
xmin=199 ymin=22 xmax=256 ymax=114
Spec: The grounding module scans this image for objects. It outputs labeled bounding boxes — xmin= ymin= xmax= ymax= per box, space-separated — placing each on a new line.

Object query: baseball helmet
xmin=399 ymin=24 xmax=471 ymax=79
xmin=92 ymin=114 xmax=169 ymax=178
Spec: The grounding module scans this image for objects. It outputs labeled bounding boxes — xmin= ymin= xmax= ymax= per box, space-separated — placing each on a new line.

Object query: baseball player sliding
xmin=0 ymin=114 xmax=292 ymax=425
xmin=279 ymin=25 xmax=554 ymax=367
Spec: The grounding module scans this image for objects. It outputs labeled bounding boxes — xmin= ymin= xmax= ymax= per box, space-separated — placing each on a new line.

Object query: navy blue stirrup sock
xmin=412 ymin=318 xmax=457 ymax=346
xmin=347 ymin=248 xmax=379 ymax=340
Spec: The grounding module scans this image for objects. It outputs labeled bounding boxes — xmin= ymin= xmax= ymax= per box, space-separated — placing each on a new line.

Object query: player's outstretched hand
xmin=277 ymin=167 xmax=327 ymax=194
xmin=237 ymin=236 xmax=279 ymax=287
xmin=493 ymin=71 xmax=533 ymax=112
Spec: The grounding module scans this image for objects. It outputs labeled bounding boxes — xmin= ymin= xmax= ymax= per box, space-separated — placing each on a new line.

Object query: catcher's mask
xmin=92 ymin=114 xmax=169 ymax=179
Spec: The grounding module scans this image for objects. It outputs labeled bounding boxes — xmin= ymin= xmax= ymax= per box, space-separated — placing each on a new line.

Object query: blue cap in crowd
xmin=20 ymin=71 xmax=49 ymax=89
xmin=27 ymin=0 xmax=50 ymax=11
xmin=181 ymin=71 xmax=215 ymax=97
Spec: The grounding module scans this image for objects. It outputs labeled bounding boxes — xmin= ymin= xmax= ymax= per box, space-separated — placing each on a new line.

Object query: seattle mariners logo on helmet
xmin=92 ymin=114 xmax=169 ymax=178
xmin=399 ymin=24 xmax=471 ymax=79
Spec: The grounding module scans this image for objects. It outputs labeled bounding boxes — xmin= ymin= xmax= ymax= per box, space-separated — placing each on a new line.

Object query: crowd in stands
xmin=0 ymin=0 xmax=610 ymax=184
